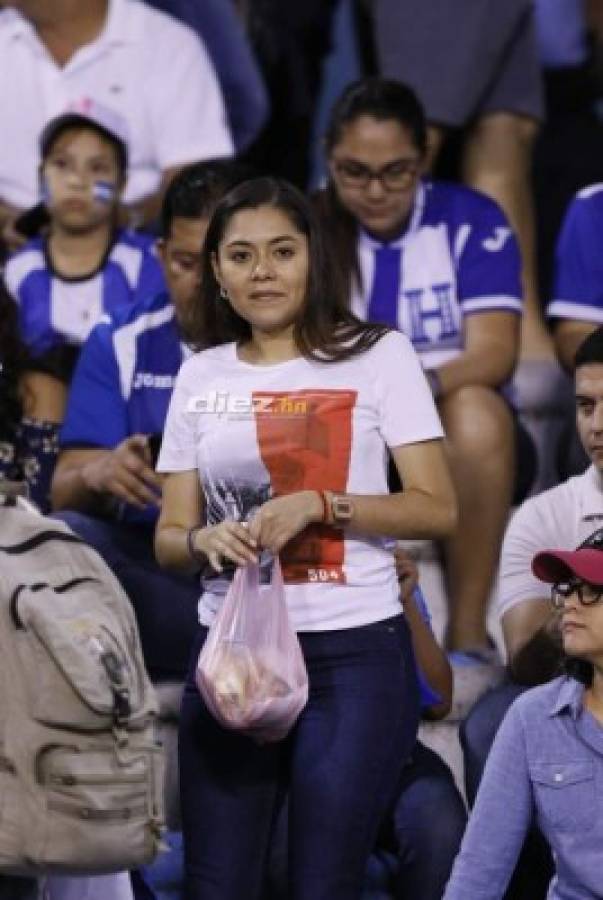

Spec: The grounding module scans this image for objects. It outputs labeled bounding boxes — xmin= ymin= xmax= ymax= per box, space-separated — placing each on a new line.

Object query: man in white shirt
xmin=459 ymin=325 xmax=603 ymax=897
xmin=0 ymin=0 xmax=233 ymax=245
xmin=497 ymin=326 xmax=603 ymax=686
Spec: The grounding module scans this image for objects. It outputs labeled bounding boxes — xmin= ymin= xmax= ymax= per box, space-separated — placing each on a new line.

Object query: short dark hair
xmin=187 ymin=176 xmax=388 ymax=361
xmin=324 ymin=77 xmax=428 ymax=157
xmin=574 ymin=326 xmax=603 ymax=371
xmin=160 ymin=159 xmax=253 ymax=239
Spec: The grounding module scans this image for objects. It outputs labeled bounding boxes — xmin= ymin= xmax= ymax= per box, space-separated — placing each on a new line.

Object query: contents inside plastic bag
xmin=196 ymin=557 xmax=308 ymax=743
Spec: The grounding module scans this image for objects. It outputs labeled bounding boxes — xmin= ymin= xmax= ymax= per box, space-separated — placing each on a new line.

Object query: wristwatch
xmin=330 ymin=493 xmax=354 ymax=526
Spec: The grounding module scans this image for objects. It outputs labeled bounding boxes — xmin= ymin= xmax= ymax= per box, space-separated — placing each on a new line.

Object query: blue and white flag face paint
xmin=92 ymin=181 xmax=116 ymax=204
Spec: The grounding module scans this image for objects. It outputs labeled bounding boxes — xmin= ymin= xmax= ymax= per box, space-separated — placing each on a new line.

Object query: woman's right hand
xmin=194 ymin=521 xmax=259 ymax=572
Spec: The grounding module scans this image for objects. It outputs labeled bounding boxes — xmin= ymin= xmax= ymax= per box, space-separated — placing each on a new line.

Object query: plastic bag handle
xmin=225 ymin=556 xmax=283 ymax=643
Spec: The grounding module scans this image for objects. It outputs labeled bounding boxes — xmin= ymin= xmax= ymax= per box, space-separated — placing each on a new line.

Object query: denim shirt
xmin=444 ymin=677 xmax=603 ymax=900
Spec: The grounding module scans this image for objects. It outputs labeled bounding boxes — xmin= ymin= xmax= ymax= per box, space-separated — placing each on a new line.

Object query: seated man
xmin=145 ymin=0 xmax=269 ymax=152
xmin=460 ymin=325 xmax=603 ymax=898
xmin=0 ymin=0 xmax=233 ymax=246
xmin=50 ymin=159 xmax=249 ymax=681
xmin=548 ymin=183 xmax=603 ymax=372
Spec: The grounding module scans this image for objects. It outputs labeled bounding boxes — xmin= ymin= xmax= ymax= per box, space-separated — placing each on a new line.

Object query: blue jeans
xmin=52 ymin=511 xmax=199 ymax=681
xmin=460 ymin=680 xmax=554 ymax=900
xmin=267 ymin=740 xmax=466 ymax=900
xmin=385 ymin=741 xmax=467 ymax=899
xmin=460 ymin=680 xmax=525 ymax=806
xmin=179 ymin=615 xmax=420 ymax=900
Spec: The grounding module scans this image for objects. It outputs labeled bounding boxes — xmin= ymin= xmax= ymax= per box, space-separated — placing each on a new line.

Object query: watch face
xmin=332 ymin=495 xmax=353 ymax=521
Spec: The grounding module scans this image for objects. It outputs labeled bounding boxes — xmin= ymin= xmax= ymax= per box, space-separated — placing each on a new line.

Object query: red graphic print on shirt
xmin=253 ymin=389 xmax=356 ymax=584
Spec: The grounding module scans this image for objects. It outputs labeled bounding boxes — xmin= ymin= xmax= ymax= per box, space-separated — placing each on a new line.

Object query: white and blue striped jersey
xmin=60 ymin=291 xmax=188 ymax=524
xmin=548 ymin=183 xmax=603 ymax=324
xmin=352 ymin=180 xmax=522 ymax=369
xmin=4 ymin=229 xmax=166 ymax=358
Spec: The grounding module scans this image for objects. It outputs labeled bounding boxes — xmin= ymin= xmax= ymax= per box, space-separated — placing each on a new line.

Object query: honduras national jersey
xmin=60 ymin=291 xmax=188 ymax=524
xmin=351 ymin=180 xmax=522 ymax=369
xmin=548 ymin=183 xmax=603 ymax=324
xmin=4 ymin=229 xmax=166 ymax=360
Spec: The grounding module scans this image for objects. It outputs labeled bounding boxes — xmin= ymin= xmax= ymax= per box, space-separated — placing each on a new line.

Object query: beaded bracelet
xmin=319 ymin=489 xmax=331 ymax=525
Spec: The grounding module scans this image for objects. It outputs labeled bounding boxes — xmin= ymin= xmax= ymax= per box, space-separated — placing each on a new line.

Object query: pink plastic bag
xmin=196 ymin=558 xmax=308 ymax=743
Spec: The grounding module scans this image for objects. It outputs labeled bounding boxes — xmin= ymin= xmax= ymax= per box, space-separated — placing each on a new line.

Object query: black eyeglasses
xmin=332 ymin=158 xmax=421 ymax=192
xmin=551 ymin=577 xmax=603 ymax=610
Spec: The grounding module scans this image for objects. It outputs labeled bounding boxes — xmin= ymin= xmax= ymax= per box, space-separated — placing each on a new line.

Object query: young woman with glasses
xmin=444 ymin=527 xmax=603 ymax=899
xmin=316 ymin=77 xmax=529 ymax=663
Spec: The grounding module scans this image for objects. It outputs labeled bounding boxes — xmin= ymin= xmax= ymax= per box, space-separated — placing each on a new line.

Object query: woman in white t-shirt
xmin=154 ymin=176 xmax=457 ymax=900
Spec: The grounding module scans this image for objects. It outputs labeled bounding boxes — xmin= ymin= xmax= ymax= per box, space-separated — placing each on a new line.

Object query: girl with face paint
xmin=4 ymin=106 xmax=165 ymax=384
xmin=41 ymin=125 xmax=123 ymax=242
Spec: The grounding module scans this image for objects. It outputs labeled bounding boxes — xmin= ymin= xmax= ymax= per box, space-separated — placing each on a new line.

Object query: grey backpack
xmin=0 ymin=499 xmax=165 ymax=876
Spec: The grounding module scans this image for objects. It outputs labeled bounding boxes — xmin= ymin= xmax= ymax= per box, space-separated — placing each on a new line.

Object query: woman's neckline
xmin=232 ymin=342 xmax=305 ymax=369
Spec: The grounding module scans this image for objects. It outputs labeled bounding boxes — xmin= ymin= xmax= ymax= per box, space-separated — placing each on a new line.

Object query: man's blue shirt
xmin=60 ymin=291 xmax=187 ymax=523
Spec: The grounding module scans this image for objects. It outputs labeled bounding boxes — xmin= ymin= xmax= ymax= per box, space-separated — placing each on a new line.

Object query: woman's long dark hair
xmin=316 ymin=77 xmax=428 ymax=295
xmin=562 ymin=655 xmax=594 ymax=687
xmin=185 ymin=176 xmax=389 ymax=362
xmin=0 ymin=280 xmax=25 ymax=441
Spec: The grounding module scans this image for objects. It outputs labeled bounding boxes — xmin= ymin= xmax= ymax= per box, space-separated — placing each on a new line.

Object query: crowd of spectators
xmin=2 ymin=1 xmax=603 ymax=899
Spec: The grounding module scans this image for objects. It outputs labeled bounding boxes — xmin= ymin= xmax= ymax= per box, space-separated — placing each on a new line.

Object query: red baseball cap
xmin=532 ymin=528 xmax=603 ymax=585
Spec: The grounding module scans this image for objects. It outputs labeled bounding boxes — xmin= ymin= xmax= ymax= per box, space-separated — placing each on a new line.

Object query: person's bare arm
xmin=156 ymin=435 xmax=456 ymax=572
xmin=20 ymin=371 xmax=67 ymax=423
xmin=247 ymin=439 xmax=457 ymax=553
xmin=395 ymin=550 xmax=452 ymax=718
xmin=404 ymin=593 xmax=453 ymax=719
xmin=432 ymin=311 xmax=519 ymax=396
xmin=154 ymin=469 xmax=258 ymax=574
xmin=502 ymin=598 xmax=563 ymax=686
xmin=553 ymin=319 xmax=597 ymax=373
xmin=587 ymin=0 xmax=603 ymax=41
xmin=51 ymin=436 xmax=163 ymax=514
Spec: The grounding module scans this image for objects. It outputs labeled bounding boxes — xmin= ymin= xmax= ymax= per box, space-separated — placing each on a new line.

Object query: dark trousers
xmin=0 ymin=876 xmax=38 ymax=899
xmin=386 ymin=741 xmax=467 ymax=900
xmin=179 ymin=615 xmax=420 ymax=900
xmin=267 ymin=740 xmax=466 ymax=900
xmin=52 ymin=511 xmax=199 ymax=681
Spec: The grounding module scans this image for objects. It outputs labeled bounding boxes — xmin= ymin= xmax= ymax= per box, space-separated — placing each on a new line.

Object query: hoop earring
xmin=219 ymin=285 xmax=229 ymax=300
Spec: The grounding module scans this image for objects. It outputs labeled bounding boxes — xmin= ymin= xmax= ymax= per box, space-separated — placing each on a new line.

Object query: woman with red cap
xmin=444 ymin=527 xmax=603 ymax=900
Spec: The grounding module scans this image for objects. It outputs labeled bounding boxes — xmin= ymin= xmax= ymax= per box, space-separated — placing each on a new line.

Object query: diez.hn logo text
xmin=186 ymin=391 xmax=308 ymax=417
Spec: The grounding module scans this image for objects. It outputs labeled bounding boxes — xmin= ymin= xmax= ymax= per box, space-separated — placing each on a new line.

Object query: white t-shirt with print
xmin=158 ymin=330 xmax=444 ymax=631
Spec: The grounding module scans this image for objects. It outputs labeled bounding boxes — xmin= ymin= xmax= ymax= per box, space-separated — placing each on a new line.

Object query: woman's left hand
xmin=247 ymin=490 xmax=323 ymax=553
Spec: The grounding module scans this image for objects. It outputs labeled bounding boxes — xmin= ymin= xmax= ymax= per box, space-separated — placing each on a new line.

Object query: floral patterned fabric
xmin=0 ymin=419 xmax=60 ymax=513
